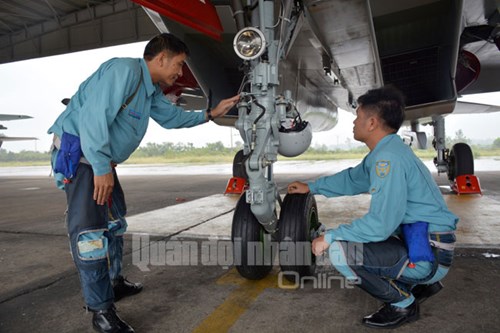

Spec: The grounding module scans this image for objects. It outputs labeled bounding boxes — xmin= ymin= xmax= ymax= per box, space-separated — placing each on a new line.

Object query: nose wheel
xmin=231 ymin=194 xmax=274 ymax=280
xmin=278 ymin=193 xmax=320 ymax=282
xmin=232 ymin=192 xmax=320 ymax=281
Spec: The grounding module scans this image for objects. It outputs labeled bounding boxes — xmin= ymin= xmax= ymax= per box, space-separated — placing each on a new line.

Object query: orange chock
xmin=452 ymin=174 xmax=482 ymax=195
xmin=224 ymin=177 xmax=247 ymax=195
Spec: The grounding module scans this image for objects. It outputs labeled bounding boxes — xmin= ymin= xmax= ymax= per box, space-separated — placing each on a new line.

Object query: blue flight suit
xmin=48 ymin=57 xmax=206 ymax=310
xmin=308 ymin=134 xmax=458 ymax=305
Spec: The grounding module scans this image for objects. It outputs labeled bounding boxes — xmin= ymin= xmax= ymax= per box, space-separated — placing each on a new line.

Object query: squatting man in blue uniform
xmin=288 ymin=86 xmax=458 ymax=329
xmin=48 ymin=33 xmax=239 ymax=333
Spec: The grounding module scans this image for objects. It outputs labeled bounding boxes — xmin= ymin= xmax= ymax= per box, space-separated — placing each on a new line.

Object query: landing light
xmin=233 ymin=27 xmax=266 ymax=60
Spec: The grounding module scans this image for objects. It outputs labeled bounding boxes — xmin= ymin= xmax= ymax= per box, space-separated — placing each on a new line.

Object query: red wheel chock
xmin=224 ymin=177 xmax=247 ymax=195
xmin=452 ymin=174 xmax=482 ymax=195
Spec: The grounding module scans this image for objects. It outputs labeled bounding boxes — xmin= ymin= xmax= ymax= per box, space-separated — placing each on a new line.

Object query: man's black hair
xmin=357 ymin=85 xmax=406 ymax=132
xmin=143 ymin=33 xmax=190 ymax=60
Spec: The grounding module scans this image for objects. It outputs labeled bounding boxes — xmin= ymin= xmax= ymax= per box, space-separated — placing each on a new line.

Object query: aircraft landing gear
xmin=432 ymin=115 xmax=481 ymax=194
xmin=230 ymin=0 xmax=319 ymax=280
xmin=231 ymin=194 xmax=274 ymax=280
xmin=448 ymin=143 xmax=482 ymax=194
xmin=447 ymin=142 xmax=474 ymax=182
xmin=279 ymin=193 xmax=320 ymax=282
xmin=231 ymin=192 xmax=320 ymax=281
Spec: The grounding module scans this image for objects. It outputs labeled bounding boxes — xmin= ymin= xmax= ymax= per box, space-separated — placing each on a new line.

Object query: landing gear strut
xmin=230 ymin=0 xmax=318 ymax=280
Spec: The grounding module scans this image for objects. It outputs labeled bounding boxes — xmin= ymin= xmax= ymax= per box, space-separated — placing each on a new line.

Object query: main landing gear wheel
xmin=231 ymin=194 xmax=273 ymax=280
xmin=448 ymin=143 xmax=474 ymax=182
xmin=279 ymin=192 xmax=320 ymax=282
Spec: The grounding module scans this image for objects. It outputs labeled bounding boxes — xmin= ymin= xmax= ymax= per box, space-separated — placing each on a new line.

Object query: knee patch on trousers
xmin=76 ymin=229 xmax=108 ymax=261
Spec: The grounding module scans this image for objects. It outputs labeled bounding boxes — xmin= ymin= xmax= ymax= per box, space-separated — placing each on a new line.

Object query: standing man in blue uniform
xmin=48 ymin=33 xmax=239 ymax=333
xmin=288 ymin=86 xmax=458 ymax=329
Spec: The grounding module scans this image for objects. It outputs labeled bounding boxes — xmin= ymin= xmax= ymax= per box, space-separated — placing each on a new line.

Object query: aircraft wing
xmin=453 ymin=101 xmax=500 ymax=114
xmin=0 ymin=136 xmax=38 ymax=142
xmin=0 ymin=135 xmax=38 ymax=149
xmin=0 ymin=114 xmax=37 ymax=147
xmin=0 ymin=115 xmax=32 ymax=121
xmin=0 ymin=114 xmax=33 ymax=129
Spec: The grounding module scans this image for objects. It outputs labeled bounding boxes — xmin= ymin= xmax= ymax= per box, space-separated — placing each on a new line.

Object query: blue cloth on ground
xmin=54 ymin=132 xmax=82 ymax=179
xmin=402 ymin=222 xmax=435 ymax=262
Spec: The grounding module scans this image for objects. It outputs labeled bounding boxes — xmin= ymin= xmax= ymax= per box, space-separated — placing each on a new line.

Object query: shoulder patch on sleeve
xmin=375 ymin=160 xmax=391 ymax=178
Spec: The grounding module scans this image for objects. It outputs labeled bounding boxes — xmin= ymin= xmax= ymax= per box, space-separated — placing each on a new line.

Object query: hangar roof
xmin=0 ymin=0 xmax=158 ymax=64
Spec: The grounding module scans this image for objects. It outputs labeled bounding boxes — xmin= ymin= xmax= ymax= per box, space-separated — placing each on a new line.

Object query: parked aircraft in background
xmin=0 ymin=114 xmax=37 ymax=148
xmin=1 ymin=0 xmax=499 ymax=280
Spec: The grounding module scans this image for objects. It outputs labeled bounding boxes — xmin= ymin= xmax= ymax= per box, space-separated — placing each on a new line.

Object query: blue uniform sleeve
xmin=79 ymin=60 xmax=141 ymax=176
xmin=308 ymin=159 xmax=370 ymax=197
xmin=150 ymin=89 xmax=206 ymax=129
xmin=324 ymin=153 xmax=408 ymax=243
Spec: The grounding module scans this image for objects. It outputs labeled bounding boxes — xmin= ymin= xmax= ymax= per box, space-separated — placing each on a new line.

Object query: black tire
xmin=448 ymin=143 xmax=474 ymax=181
xmin=278 ymin=193 xmax=320 ymax=282
xmin=232 ymin=150 xmax=248 ymax=180
xmin=231 ymin=194 xmax=273 ymax=280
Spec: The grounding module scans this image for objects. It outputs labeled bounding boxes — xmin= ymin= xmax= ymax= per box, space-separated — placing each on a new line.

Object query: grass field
xmin=1 ymin=148 xmax=499 ymax=167
xmin=122 ymin=148 xmax=500 ymax=165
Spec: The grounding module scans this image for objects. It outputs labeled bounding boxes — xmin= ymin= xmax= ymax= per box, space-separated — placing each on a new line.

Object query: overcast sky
xmin=0 ymin=41 xmax=499 ymax=153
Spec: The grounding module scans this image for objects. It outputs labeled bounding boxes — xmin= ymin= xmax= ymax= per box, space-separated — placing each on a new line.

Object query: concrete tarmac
xmin=0 ymin=161 xmax=499 ymax=332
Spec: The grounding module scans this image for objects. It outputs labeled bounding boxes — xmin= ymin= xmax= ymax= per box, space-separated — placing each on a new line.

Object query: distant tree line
xmin=0 ymin=149 xmax=50 ymax=162
xmin=493 ymin=138 xmax=500 ymax=149
xmin=131 ymin=141 xmax=238 ymax=158
xmin=446 ymin=129 xmax=470 ymax=147
xmin=1 ymin=134 xmax=499 ymax=164
xmin=0 ymin=141 xmax=241 ymax=163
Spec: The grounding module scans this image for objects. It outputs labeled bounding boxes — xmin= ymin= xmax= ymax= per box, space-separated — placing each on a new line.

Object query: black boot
xmin=91 ymin=306 xmax=134 ymax=333
xmin=362 ymin=301 xmax=419 ymax=329
xmin=113 ymin=276 xmax=143 ymax=302
xmin=412 ymin=281 xmax=443 ymax=304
